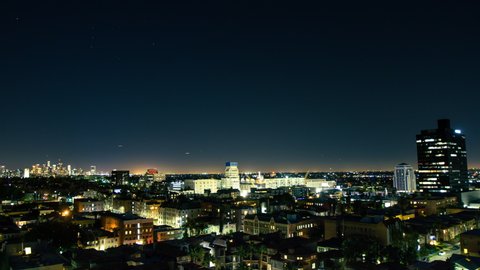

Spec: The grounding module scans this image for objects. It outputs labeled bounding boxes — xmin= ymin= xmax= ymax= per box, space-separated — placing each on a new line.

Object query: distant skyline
xmin=3 ymin=153 xmax=480 ymax=175
xmin=1 ymin=1 xmax=479 ymax=172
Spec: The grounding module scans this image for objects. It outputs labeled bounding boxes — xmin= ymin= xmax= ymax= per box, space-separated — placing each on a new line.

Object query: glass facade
xmin=416 ymin=119 xmax=468 ymax=193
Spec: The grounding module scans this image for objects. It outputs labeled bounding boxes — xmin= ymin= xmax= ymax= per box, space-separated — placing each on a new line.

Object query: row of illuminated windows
xmin=87 ymin=239 xmax=118 ymax=245
xmin=297 ymin=223 xmax=314 ymax=230
xmin=125 ymin=228 xmax=152 ymax=234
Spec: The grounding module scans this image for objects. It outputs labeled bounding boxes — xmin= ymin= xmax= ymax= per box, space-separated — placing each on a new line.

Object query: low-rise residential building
xmin=460 ymin=229 xmax=480 ymax=257
xmin=269 ymin=249 xmax=317 ymax=270
xmin=71 ymin=215 xmax=96 ymax=228
xmin=264 ymin=177 xmax=306 ymax=189
xmin=145 ymin=200 xmax=162 ymax=225
xmin=451 ymin=254 xmax=480 ymax=269
xmin=100 ymin=212 xmax=153 ymax=245
xmin=0 ymin=216 xmax=22 ymax=242
xmin=74 ymin=198 xmax=104 ymax=213
xmin=243 ymin=211 xmax=322 ymax=238
xmin=324 ymin=215 xmax=394 ymax=246
xmin=184 ymin=178 xmax=219 ymax=194
xmin=408 ymin=196 xmax=457 ymax=216
xmin=158 ymin=201 xmax=202 ymax=228
xmin=111 ymin=198 xmax=146 ymax=216
xmin=406 ymin=211 xmax=478 ymax=244
xmin=154 ymin=225 xmax=184 ymax=242
xmin=297 ymin=198 xmax=336 ymax=216
xmin=264 ymin=236 xmax=319 ymax=270
xmin=78 ymin=228 xmax=120 ymax=251
xmin=9 ymin=251 xmax=67 ymax=270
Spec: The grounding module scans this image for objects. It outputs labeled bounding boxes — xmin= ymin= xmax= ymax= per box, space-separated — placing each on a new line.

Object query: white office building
xmin=184 ymin=178 xmax=219 ymax=194
xmin=393 ymin=163 xmax=417 ymax=193
xmin=222 ymin=162 xmax=240 ymax=190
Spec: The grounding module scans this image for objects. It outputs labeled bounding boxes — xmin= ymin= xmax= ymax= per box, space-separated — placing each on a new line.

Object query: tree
xmin=397 ymin=196 xmax=409 ymax=215
xmin=203 ymin=252 xmax=214 ymax=268
xmin=24 ymin=220 xmax=79 ymax=250
xmin=189 ymin=245 xmax=206 ymax=265
xmin=183 ymin=217 xmax=208 ymax=237
xmin=342 ymin=235 xmax=383 ymax=264
xmin=282 ymin=262 xmax=297 ymax=270
xmin=257 ymin=245 xmax=267 ymax=270
xmin=234 ymin=245 xmax=250 ymax=270
xmin=387 ymin=223 xmax=419 ymax=265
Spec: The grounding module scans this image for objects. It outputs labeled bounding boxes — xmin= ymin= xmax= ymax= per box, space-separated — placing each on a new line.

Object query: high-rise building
xmin=416 ymin=119 xmax=468 ymax=193
xmin=222 ymin=162 xmax=240 ymax=190
xmin=23 ymin=168 xmax=30 ymax=178
xmin=393 ymin=163 xmax=416 ymax=193
xmin=111 ymin=170 xmax=130 ymax=186
xmin=90 ymin=165 xmax=97 ymax=175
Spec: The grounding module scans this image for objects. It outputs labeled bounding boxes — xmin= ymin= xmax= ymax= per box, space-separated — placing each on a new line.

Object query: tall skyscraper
xmin=223 ymin=162 xmax=240 ymax=190
xmin=416 ymin=119 xmax=468 ymax=193
xmin=393 ymin=163 xmax=416 ymax=193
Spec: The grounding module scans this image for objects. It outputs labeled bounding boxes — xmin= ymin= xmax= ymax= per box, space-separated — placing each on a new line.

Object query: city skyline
xmin=0 ymin=118 xmax=477 ymax=173
xmin=2 ymin=2 xmax=480 ymax=172
xmin=3 ymin=2 xmax=480 ymax=267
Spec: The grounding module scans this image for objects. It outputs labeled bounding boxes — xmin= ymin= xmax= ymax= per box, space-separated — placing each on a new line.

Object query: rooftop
xmin=102 ymin=212 xmax=149 ymax=221
xmin=461 ymin=229 xmax=480 ymax=236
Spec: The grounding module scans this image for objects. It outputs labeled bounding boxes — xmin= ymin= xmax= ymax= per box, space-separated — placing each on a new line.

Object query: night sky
xmin=1 ymin=1 xmax=479 ymax=173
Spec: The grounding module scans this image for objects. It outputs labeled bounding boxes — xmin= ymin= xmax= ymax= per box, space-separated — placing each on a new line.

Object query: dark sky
xmin=1 ymin=1 xmax=479 ymax=173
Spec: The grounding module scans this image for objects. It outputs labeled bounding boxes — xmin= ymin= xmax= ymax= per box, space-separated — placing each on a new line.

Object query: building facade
xmin=243 ymin=212 xmax=322 ymax=238
xmin=324 ymin=216 xmax=393 ymax=246
xmin=263 ymin=177 xmax=306 ymax=189
xmin=461 ymin=229 xmax=480 ymax=257
xmin=416 ymin=119 xmax=468 ymax=193
xmin=74 ymin=198 xmax=105 ymax=213
xmin=111 ymin=170 xmax=130 ymax=186
xmin=393 ymin=163 xmax=416 ymax=193
xmin=184 ymin=178 xmax=219 ymax=194
xmin=158 ymin=203 xmax=202 ymax=228
xmin=222 ymin=162 xmax=240 ymax=190
xmin=101 ymin=212 xmax=154 ymax=245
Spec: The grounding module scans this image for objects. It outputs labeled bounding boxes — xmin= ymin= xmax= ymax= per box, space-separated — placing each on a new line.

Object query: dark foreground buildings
xmin=416 ymin=119 xmax=468 ymax=193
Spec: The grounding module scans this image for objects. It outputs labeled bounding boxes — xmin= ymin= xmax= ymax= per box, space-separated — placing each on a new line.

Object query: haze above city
xmin=1 ymin=1 xmax=480 ymax=172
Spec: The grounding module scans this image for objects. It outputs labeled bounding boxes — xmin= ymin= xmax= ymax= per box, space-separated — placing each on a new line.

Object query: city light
xmin=1 ymin=1 xmax=478 ymax=269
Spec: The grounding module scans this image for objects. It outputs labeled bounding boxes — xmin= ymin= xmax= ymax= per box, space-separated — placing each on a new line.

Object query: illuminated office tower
xmin=67 ymin=165 xmax=72 ymax=175
xmin=23 ymin=168 xmax=30 ymax=178
xmin=393 ymin=163 xmax=416 ymax=193
xmin=223 ymin=162 xmax=240 ymax=190
xmin=416 ymin=119 xmax=468 ymax=193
